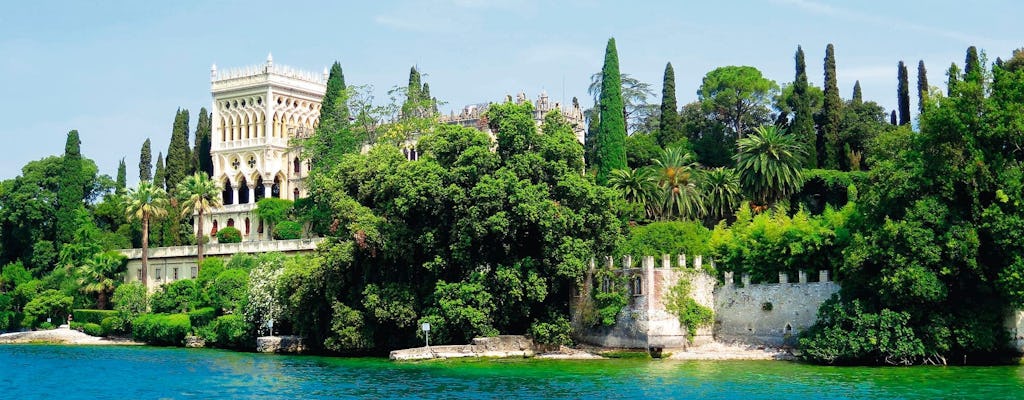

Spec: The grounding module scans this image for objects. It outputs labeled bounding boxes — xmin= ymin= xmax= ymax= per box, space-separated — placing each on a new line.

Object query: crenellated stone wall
xmin=571 ymin=254 xmax=838 ymax=349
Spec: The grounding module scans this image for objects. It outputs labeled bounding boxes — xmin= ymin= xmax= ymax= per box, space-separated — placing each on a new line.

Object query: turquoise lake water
xmin=1 ymin=345 xmax=1023 ymax=399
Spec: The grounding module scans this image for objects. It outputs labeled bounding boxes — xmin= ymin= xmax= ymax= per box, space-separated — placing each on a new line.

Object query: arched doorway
xmin=254 ymin=176 xmax=265 ymax=202
xmin=238 ymin=177 xmax=250 ymax=204
xmin=272 ymin=176 xmax=281 ymax=198
xmin=222 ymin=180 xmax=234 ymax=205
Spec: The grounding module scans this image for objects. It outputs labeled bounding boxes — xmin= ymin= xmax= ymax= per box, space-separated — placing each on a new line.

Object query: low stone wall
xmin=714 ymin=271 xmax=839 ymax=347
xmin=389 ymin=335 xmax=535 ymax=361
xmin=256 ymin=335 xmax=307 ymax=353
xmin=1007 ymin=311 xmax=1024 ymax=355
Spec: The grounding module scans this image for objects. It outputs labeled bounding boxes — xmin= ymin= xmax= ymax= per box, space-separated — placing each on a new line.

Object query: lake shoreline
xmin=0 ymin=327 xmax=144 ymax=346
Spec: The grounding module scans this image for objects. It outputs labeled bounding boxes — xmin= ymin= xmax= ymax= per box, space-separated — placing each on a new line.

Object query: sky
xmin=0 ymin=0 xmax=1020 ymax=182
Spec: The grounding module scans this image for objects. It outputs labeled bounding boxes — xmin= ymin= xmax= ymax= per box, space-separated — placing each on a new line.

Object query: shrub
xmin=197 ymin=258 xmax=225 ymax=289
xmin=112 ymin=282 xmax=148 ymax=321
xmin=225 ymin=254 xmax=257 ymax=271
xmin=216 ymin=227 xmax=242 ymax=244
xmin=22 ymin=289 xmax=73 ymax=328
xmin=101 ymin=316 xmax=127 ymax=335
xmin=208 ymin=270 xmax=249 ymax=314
xmin=617 ymin=221 xmax=712 ymax=261
xmin=205 ymin=314 xmax=253 ymax=349
xmin=73 ymin=309 xmax=119 ymax=325
xmin=273 ymin=221 xmax=303 ymax=240
xmin=132 ymin=313 xmax=192 ymax=346
xmin=188 ymin=307 xmax=216 ymax=328
xmin=82 ymin=322 xmax=104 ymax=337
xmin=150 ymin=280 xmax=202 ymax=313
xmin=37 ymin=321 xmax=55 ymax=330
xmin=529 ymin=314 xmax=573 ymax=346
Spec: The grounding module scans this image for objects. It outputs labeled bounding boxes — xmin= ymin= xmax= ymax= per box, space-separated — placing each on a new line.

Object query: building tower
xmin=204 ymin=54 xmax=326 ymax=241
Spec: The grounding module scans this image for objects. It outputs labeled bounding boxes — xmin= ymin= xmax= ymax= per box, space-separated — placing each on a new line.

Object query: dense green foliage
xmin=139 ymin=138 xmax=152 ymax=181
xmin=594 ymin=38 xmax=628 ymax=185
xmin=790 ymin=46 xmax=816 ymax=167
xmin=917 ymin=61 xmax=929 ymax=113
xmin=72 ymin=309 xmax=118 ymax=325
xmin=658 ymin=62 xmax=683 ymax=147
xmin=821 ymin=44 xmax=842 ymax=169
xmin=274 ymin=221 xmax=303 ymax=240
xmin=216 ymin=227 xmax=242 ymax=244
xmin=194 ymin=108 xmax=213 ymax=177
xmin=132 ymin=313 xmax=191 ymax=346
xmin=617 ymin=221 xmax=711 ymax=258
xmin=56 ymin=130 xmax=86 ymax=245
xmin=165 ymin=109 xmax=192 ymax=193
xmin=734 ymin=125 xmax=806 ymax=206
xmin=664 ymin=276 xmax=714 ymax=340
xmin=699 ymin=66 xmax=778 ymax=138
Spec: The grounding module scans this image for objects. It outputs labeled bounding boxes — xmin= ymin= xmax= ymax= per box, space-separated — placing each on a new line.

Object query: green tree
xmin=177 ymin=172 xmax=222 ymax=266
xmin=22 ymin=289 xmax=72 ymax=328
xmin=698 ymin=65 xmax=778 ymax=138
xmin=125 ymin=181 xmax=169 ymax=288
xmin=897 ymin=61 xmax=911 ymax=126
xmin=194 ymin=108 xmax=213 ymax=177
xmin=964 ymin=45 xmax=982 ymax=84
xmin=734 ymin=125 xmax=806 ymax=207
xmin=594 ymin=38 xmax=628 ymax=185
xmin=254 ymin=198 xmax=294 ymax=237
xmin=112 ymin=282 xmax=147 ymax=320
xmin=653 ymin=146 xmax=704 ymax=220
xmin=917 ymin=60 xmax=929 ymax=113
xmin=821 ymin=44 xmax=842 ymax=169
xmin=701 ymin=167 xmax=742 ymax=223
xmin=608 ymin=167 xmax=659 ymax=219
xmin=116 ymin=158 xmax=127 ymax=193
xmin=153 ymin=152 xmax=166 ymax=191
xmin=791 ymin=45 xmax=817 ymax=167
xmin=852 ymin=81 xmax=862 ymax=103
xmin=658 ymin=62 xmax=683 ymax=146
xmin=166 ymin=109 xmax=192 ymax=192
xmin=947 ymin=62 xmax=961 ymax=96
xmin=310 ymin=61 xmax=357 ymax=172
xmin=56 ymin=130 xmax=86 ymax=245
xmin=587 ymin=72 xmax=656 ymax=134
xmin=139 ymin=138 xmax=152 ymax=182
xmin=76 ymin=251 xmax=126 ymax=309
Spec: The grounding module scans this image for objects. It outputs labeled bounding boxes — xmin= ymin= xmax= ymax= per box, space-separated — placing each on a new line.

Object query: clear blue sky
xmin=0 ymin=0 xmax=1019 ymax=182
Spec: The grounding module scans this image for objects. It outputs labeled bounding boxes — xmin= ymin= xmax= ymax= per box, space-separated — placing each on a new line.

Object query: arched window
xmin=244 ymin=218 xmax=250 ymax=236
xmin=293 ymin=188 xmax=300 ymax=200
xmin=258 ymin=219 xmax=264 ymax=234
xmin=222 ymin=181 xmax=233 ymax=205
xmin=227 ymin=218 xmax=235 ymax=227
xmin=211 ymin=220 xmax=219 ymax=235
xmin=238 ymin=177 xmax=250 ymax=204
xmin=293 ymin=157 xmax=301 ymax=174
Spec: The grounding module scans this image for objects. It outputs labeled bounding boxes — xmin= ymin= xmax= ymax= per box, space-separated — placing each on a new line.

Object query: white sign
xmin=421 ymin=322 xmax=430 ymax=332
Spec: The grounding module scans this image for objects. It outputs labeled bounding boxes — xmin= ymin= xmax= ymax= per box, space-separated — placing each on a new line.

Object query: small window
xmin=155 ymin=268 xmax=162 ymax=280
xmin=191 ymin=267 xmax=198 ymax=279
xmin=173 ymin=268 xmax=179 ymax=280
xmin=245 ymin=218 xmax=251 ymax=236
xmin=137 ymin=269 xmax=142 ymax=281
xmin=632 ymin=276 xmax=643 ymax=296
xmin=600 ymin=277 xmax=610 ymax=292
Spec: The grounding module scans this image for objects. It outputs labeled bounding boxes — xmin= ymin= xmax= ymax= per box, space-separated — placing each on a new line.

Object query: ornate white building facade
xmin=203 ymin=54 xmax=326 ymax=241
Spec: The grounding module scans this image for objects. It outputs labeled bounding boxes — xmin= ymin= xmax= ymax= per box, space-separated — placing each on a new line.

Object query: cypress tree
xmin=917 ymin=60 xmax=929 ymax=113
xmin=821 ymin=43 xmax=842 ymax=169
xmin=657 ymin=62 xmax=683 ymax=147
xmin=947 ymin=62 xmax=961 ymax=96
xmin=897 ymin=61 xmax=911 ymax=126
xmin=194 ymin=107 xmax=213 ymax=177
xmin=595 ymin=38 xmax=627 ymax=185
xmin=964 ymin=46 xmax=982 ymax=84
xmin=165 ymin=109 xmax=191 ymax=193
xmin=139 ymin=138 xmax=152 ymax=181
xmin=154 ymin=152 xmax=166 ymax=191
xmin=890 ymin=110 xmax=897 ymax=125
xmin=319 ymin=61 xmax=347 ymax=125
xmin=116 ymin=158 xmax=127 ymax=192
xmin=792 ymin=45 xmax=816 ymax=167
xmin=56 ymin=130 xmax=86 ymax=245
xmin=312 ymin=61 xmax=355 ymax=170
xmin=852 ymin=80 xmax=863 ymax=104
xmin=408 ymin=67 xmax=422 ymax=103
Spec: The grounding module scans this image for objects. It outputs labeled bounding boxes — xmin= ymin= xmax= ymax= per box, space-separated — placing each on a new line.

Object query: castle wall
xmin=713 ymin=271 xmax=839 ymax=347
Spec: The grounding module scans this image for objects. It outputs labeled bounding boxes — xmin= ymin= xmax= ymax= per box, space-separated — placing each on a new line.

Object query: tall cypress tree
xmin=964 ymin=46 xmax=982 ymax=84
xmin=852 ymin=80 xmax=863 ymax=104
xmin=319 ymin=61 xmax=347 ymax=125
xmin=154 ymin=152 xmax=166 ymax=191
xmin=947 ymin=62 xmax=961 ymax=96
xmin=116 ymin=158 xmax=127 ymax=192
xmin=312 ymin=61 xmax=355 ymax=171
xmin=193 ymin=107 xmax=213 ymax=177
xmin=792 ymin=45 xmax=816 ymax=167
xmin=595 ymin=38 xmax=627 ymax=185
xmin=166 ymin=109 xmax=191 ymax=193
xmin=139 ymin=138 xmax=152 ymax=181
xmin=897 ymin=61 xmax=911 ymax=126
xmin=657 ymin=62 xmax=683 ymax=147
xmin=917 ymin=60 xmax=929 ymax=113
xmin=821 ymin=43 xmax=842 ymax=169
xmin=56 ymin=130 xmax=86 ymax=245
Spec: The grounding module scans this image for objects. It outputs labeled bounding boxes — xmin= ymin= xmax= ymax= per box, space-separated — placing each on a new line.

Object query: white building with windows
xmin=204 ymin=54 xmax=326 ymax=241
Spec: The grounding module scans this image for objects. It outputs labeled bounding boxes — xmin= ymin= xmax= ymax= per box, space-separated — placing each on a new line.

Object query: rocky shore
xmin=0 ymin=327 xmax=142 ymax=345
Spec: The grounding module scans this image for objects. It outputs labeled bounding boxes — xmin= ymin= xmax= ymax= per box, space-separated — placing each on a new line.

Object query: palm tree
xmin=701 ymin=167 xmax=742 ymax=223
xmin=125 ymin=181 xmax=169 ymax=288
xmin=176 ymin=173 xmax=222 ymax=267
xmin=77 ymin=251 xmax=125 ymax=309
xmin=608 ymin=167 xmax=660 ymax=218
xmin=734 ymin=125 xmax=806 ymax=208
xmin=652 ymin=146 xmax=705 ymax=220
